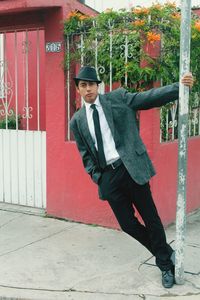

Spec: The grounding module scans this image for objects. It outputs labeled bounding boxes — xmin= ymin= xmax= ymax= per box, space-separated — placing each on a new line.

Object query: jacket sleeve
xmin=70 ymin=118 xmax=102 ymax=184
xmin=121 ymin=83 xmax=179 ymax=110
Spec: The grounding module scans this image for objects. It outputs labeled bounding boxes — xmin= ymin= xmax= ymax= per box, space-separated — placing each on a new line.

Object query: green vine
xmin=64 ymin=2 xmax=200 ymax=141
xmin=0 ymin=108 xmax=21 ymax=129
xmin=64 ymin=2 xmax=200 ymax=92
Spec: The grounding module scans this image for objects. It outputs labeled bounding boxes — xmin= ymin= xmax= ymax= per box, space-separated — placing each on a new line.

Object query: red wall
xmin=140 ymin=109 xmax=200 ymax=226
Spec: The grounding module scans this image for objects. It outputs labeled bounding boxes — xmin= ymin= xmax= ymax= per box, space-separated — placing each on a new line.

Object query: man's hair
xmin=75 ymin=80 xmax=99 ymax=87
xmin=74 ymin=79 xmax=79 ymax=87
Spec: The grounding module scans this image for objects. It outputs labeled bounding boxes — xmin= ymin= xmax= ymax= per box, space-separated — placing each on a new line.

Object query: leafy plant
xmin=63 ymin=2 xmax=200 ymax=141
xmin=64 ymin=2 xmax=200 ymax=90
xmin=0 ymin=109 xmax=21 ymax=129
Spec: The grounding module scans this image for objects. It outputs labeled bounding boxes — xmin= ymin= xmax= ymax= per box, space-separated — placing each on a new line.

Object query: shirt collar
xmin=84 ymin=95 xmax=101 ymax=111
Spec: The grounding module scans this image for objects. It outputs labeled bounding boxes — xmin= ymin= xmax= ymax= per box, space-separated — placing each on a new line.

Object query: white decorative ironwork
xmin=120 ymin=38 xmax=135 ymax=60
xmin=94 ymin=20 xmax=98 ymax=72
xmin=66 ymin=34 xmax=70 ymax=140
xmin=108 ymin=19 xmax=114 ymax=92
xmin=37 ymin=29 xmax=40 ymax=131
xmin=22 ymin=106 xmax=33 ymax=119
xmin=160 ymin=94 xmax=200 ymax=142
xmin=80 ymin=32 xmax=84 ymax=67
xmin=120 ymin=34 xmax=135 ymax=87
xmin=14 ymin=31 xmax=19 ymax=130
xmin=22 ymin=39 xmax=32 ymax=54
xmin=0 ymin=60 xmax=14 ymax=119
xmin=98 ymin=65 xmax=105 ymax=75
xmin=169 ymin=101 xmax=178 ymax=140
xmin=93 ymin=21 xmax=105 ymax=81
xmin=25 ymin=30 xmax=30 ymax=130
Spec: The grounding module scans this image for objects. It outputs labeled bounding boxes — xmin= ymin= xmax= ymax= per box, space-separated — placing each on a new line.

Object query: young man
xmin=70 ymin=66 xmax=193 ymax=288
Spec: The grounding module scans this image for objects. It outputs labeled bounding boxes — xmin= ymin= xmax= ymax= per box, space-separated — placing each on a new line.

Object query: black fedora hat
xmin=74 ymin=66 xmax=101 ymax=84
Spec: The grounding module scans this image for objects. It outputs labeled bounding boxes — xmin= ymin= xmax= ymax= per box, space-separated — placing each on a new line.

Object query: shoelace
xmin=162 ymin=270 xmax=173 ymax=278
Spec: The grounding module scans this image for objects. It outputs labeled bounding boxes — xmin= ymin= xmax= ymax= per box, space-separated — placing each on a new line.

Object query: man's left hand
xmin=181 ymin=72 xmax=194 ymax=89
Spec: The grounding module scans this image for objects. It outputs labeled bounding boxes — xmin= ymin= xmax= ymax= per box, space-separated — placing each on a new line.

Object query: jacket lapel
xmin=77 ymin=106 xmax=97 ymax=158
xmin=99 ymin=95 xmax=115 ymax=138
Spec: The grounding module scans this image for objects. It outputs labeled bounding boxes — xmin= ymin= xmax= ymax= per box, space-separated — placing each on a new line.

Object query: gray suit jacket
xmin=70 ymin=83 xmax=179 ymax=200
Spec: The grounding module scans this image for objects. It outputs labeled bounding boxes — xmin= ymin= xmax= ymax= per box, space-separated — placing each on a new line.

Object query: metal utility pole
xmin=175 ymin=0 xmax=191 ymax=285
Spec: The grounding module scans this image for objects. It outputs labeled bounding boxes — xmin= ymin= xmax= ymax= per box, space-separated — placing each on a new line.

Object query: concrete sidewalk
xmin=0 ymin=203 xmax=199 ymax=300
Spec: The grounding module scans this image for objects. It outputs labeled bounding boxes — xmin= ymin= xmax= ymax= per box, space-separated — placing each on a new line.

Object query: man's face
xmin=76 ymin=80 xmax=99 ymax=104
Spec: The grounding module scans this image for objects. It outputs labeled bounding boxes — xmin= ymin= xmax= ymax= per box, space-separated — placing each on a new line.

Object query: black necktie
xmin=91 ymin=104 xmax=107 ymax=169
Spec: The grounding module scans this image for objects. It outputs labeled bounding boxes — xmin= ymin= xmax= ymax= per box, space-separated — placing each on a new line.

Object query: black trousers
xmin=99 ymin=163 xmax=173 ymax=271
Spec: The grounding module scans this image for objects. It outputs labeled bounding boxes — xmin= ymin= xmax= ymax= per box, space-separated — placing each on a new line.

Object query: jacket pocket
xmin=135 ymin=143 xmax=147 ymax=155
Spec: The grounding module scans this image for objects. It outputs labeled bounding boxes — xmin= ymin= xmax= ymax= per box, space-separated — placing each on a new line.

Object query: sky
xmin=85 ymin=0 xmax=200 ymax=12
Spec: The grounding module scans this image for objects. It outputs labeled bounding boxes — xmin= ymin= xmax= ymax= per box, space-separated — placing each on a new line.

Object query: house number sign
xmin=46 ymin=42 xmax=62 ymax=53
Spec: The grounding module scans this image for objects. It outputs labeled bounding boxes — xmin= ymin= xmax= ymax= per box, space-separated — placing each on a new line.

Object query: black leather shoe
xmin=162 ymin=269 xmax=174 ymax=288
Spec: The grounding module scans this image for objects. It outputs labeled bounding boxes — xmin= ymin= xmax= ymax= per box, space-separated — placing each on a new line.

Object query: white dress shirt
xmin=84 ymin=96 xmax=120 ymax=165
